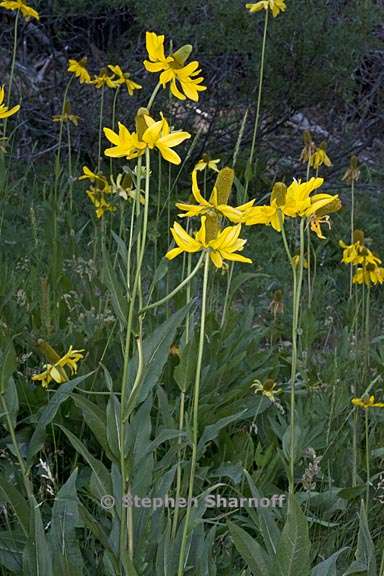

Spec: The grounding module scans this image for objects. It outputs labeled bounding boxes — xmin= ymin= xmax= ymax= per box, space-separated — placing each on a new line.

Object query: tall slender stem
xmin=3 ymin=10 xmax=19 ymax=139
xmin=119 ymin=149 xmax=150 ymax=564
xmin=97 ymin=87 xmax=105 ymax=172
xmin=244 ymin=10 xmax=269 ymax=197
xmin=365 ymin=409 xmax=370 ymax=510
xmin=177 ymin=253 xmax=210 ymax=576
xmin=349 ymin=179 xmax=355 ymax=298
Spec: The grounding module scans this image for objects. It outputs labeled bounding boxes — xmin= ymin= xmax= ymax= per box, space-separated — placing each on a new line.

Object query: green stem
xmin=140 ymin=253 xmax=204 ymax=314
xmin=119 ymin=149 xmax=150 ymax=564
xmin=221 ymin=262 xmax=234 ymax=328
xmin=97 ymin=87 xmax=105 ymax=172
xmin=66 ymin=121 xmax=73 ymax=211
xmin=3 ymin=10 xmax=19 ymax=139
xmin=244 ymin=9 xmax=269 ymax=197
xmin=177 ymin=253 xmax=210 ymax=576
xmin=365 ymin=409 xmax=370 ymax=510
xmin=147 ymin=82 xmax=161 ymax=112
xmin=349 ymin=179 xmax=355 ymax=298
xmin=110 ymin=85 xmax=120 ymax=173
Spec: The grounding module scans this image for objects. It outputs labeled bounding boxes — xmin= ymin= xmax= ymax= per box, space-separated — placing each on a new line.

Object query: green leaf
xmin=311 ymin=547 xmax=349 ymax=576
xmin=0 ymin=474 xmax=30 ymax=535
xmin=71 ymin=393 xmax=110 ymax=456
xmin=0 ymin=530 xmax=24 ymax=573
xmin=349 ymin=501 xmax=377 ymax=576
xmin=197 ymin=410 xmax=247 ymax=455
xmin=58 ymin=425 xmax=112 ymax=499
xmin=125 ymin=305 xmax=190 ymax=418
xmin=78 ymin=503 xmax=120 ymax=574
xmin=0 ymin=335 xmax=16 ymax=394
xmin=49 ymin=469 xmax=84 ymax=576
xmin=23 ymin=496 xmax=53 ymax=576
xmin=227 ymin=520 xmax=271 ymax=576
xmin=27 ymin=372 xmax=92 ymax=467
xmin=274 ymin=494 xmax=311 ymax=576
xmin=102 ymin=245 xmax=127 ymax=328
xmin=174 ymin=336 xmax=198 ymax=393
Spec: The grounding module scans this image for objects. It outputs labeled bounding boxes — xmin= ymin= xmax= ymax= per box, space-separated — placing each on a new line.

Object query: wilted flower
xmin=0 ymin=0 xmax=39 ymax=20
xmin=310 ymin=142 xmax=332 ymax=170
xmin=269 ymin=289 xmax=284 ymax=318
xmin=166 ymin=216 xmax=252 ymax=268
xmin=342 ymin=155 xmax=360 ymax=184
xmin=0 ymin=85 xmax=20 ymax=119
xmin=245 ymin=0 xmax=286 ymax=17
xmin=299 ymin=130 xmax=316 ymax=164
xmin=252 ymin=378 xmax=282 ymax=402
xmin=144 ymin=31 xmax=206 ymax=101
xmin=67 ymin=58 xmax=91 ymax=84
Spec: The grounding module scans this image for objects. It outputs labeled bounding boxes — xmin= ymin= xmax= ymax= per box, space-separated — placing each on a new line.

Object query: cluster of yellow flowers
xmin=246 ymin=0 xmax=286 ymax=17
xmin=299 ymin=131 xmax=332 ymax=170
xmin=340 ymin=230 xmax=384 ymax=286
xmin=32 ymin=346 xmax=85 ymax=388
xmin=67 ymin=59 xmax=142 ymax=94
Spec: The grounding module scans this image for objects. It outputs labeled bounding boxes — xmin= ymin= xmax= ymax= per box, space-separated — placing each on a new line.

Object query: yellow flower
xmin=52 ymin=101 xmax=80 ymax=126
xmin=353 ymin=265 xmax=384 ymax=286
xmin=299 ymin=130 xmax=316 ymax=164
xmin=245 ymin=182 xmax=287 ymax=231
xmin=79 ymin=165 xmax=110 ymax=189
xmin=108 ymin=65 xmax=142 ymax=95
xmin=252 ymin=378 xmax=282 ymax=402
xmin=284 ymin=178 xmax=338 ymax=218
xmin=352 ymin=395 xmax=384 ymax=409
xmin=92 ymin=67 xmax=120 ymax=89
xmin=339 ymin=238 xmax=381 ymax=267
xmin=194 ymin=153 xmax=220 ymax=172
xmin=310 ymin=143 xmax=332 ymax=169
xmin=245 ymin=0 xmax=286 ymax=17
xmin=165 ymin=216 xmax=252 ymax=268
xmin=67 ymin=58 xmax=91 ymax=84
xmin=176 ymin=169 xmax=254 ymax=223
xmin=292 ymin=254 xmax=309 ymax=269
xmin=104 ymin=110 xmax=191 ymax=165
xmin=0 ymin=0 xmax=39 ymax=20
xmin=0 ymin=85 xmax=20 ymax=119
xmin=32 ymin=346 xmax=85 ymax=388
xmin=79 ymin=166 xmax=115 ymax=218
xmin=144 ymin=31 xmax=207 ymax=102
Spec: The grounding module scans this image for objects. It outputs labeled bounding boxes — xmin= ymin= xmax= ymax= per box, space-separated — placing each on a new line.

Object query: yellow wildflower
xmin=194 ymin=153 xmax=220 ymax=172
xmin=353 ymin=265 xmax=384 ymax=286
xmin=79 ymin=166 xmax=115 ymax=218
xmin=252 ymin=378 xmax=282 ymax=402
xmin=176 ymin=169 xmax=254 ymax=223
xmin=339 ymin=237 xmax=381 ymax=267
xmin=144 ymin=31 xmax=207 ymax=101
xmin=91 ymin=67 xmax=120 ymax=89
xmin=108 ymin=65 xmax=142 ymax=95
xmin=0 ymin=0 xmax=39 ymax=20
xmin=299 ymin=130 xmax=316 ymax=164
xmin=32 ymin=346 xmax=85 ymax=389
xmin=245 ymin=0 xmax=286 ymax=17
xmin=352 ymin=395 xmax=384 ymax=409
xmin=52 ymin=101 xmax=80 ymax=126
xmin=292 ymin=254 xmax=309 ymax=269
xmin=0 ymin=85 xmax=20 ymax=120
xmin=67 ymin=58 xmax=91 ymax=84
xmin=310 ymin=142 xmax=332 ymax=170
xmin=245 ymin=182 xmax=287 ymax=231
xmin=165 ymin=216 xmax=252 ymax=269
xmin=104 ymin=110 xmax=191 ymax=165
xmin=284 ymin=178 xmax=338 ymax=219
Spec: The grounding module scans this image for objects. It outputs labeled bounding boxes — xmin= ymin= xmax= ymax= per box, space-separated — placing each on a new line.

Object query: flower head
xmin=342 ymin=155 xmax=360 ymax=184
xmin=194 ymin=153 xmax=220 ymax=173
xmin=352 ymin=395 xmax=384 ymax=409
xmin=310 ymin=142 xmax=332 ymax=170
xmin=67 ymin=58 xmax=91 ymax=84
xmin=144 ymin=32 xmax=207 ymax=102
xmin=104 ymin=109 xmax=191 ymax=165
xmin=32 ymin=345 xmax=85 ymax=389
xmin=91 ymin=67 xmax=120 ymax=89
xmin=245 ymin=0 xmax=286 ymax=17
xmin=252 ymin=378 xmax=282 ymax=402
xmin=79 ymin=166 xmax=115 ymax=219
xmin=166 ymin=216 xmax=252 ymax=269
xmin=299 ymin=130 xmax=316 ymax=164
xmin=245 ymin=182 xmax=287 ymax=230
xmin=339 ymin=233 xmax=381 ymax=267
xmin=176 ymin=168 xmax=254 ymax=223
xmin=0 ymin=0 xmax=39 ymax=20
xmin=108 ymin=65 xmax=142 ymax=95
xmin=52 ymin=101 xmax=80 ymax=126
xmin=0 ymin=85 xmax=20 ymax=120
xmin=353 ymin=265 xmax=384 ymax=286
